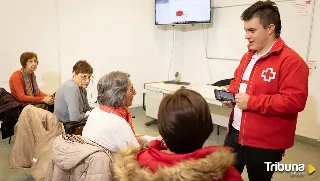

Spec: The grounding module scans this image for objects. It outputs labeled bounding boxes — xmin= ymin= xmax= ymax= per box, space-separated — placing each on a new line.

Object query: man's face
xmin=244 ymin=17 xmax=272 ymax=52
xmin=74 ymin=73 xmax=92 ymax=89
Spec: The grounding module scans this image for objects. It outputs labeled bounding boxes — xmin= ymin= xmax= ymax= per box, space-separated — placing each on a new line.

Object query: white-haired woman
xmin=82 ymin=71 xmax=153 ymax=152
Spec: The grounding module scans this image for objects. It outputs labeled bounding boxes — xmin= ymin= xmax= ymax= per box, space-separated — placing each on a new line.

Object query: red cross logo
xmin=261 ymin=68 xmax=276 ymax=82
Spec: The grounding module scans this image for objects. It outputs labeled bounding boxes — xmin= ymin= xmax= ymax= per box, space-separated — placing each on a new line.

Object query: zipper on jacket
xmin=239 ymin=53 xmax=250 ymax=146
xmin=240 ymin=46 xmax=274 ymax=145
xmin=240 ymin=59 xmax=259 ymax=146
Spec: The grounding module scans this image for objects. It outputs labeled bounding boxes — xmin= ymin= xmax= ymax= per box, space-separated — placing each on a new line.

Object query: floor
xmin=0 ymin=106 xmax=319 ymax=181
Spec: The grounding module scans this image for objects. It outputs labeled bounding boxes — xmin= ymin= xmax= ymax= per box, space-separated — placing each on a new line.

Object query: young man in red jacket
xmin=222 ymin=1 xmax=309 ymax=180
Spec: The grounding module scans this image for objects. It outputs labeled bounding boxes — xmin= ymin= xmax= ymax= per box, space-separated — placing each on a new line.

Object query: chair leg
xmin=144 ymin=119 xmax=157 ymax=126
xmin=217 ymin=126 xmax=220 ymax=135
xmin=9 ymin=136 xmax=11 ymax=144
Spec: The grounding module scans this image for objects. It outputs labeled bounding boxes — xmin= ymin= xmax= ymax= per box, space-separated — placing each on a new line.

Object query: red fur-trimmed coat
xmin=112 ymin=140 xmax=243 ymax=181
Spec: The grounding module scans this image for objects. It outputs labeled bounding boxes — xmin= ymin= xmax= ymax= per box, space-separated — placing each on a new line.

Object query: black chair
xmin=210 ymin=78 xmax=234 ymax=87
xmin=64 ymin=121 xmax=87 ymax=135
xmin=0 ymin=105 xmax=25 ymax=144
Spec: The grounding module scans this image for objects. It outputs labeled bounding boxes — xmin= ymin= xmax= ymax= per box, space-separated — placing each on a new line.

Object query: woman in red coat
xmin=112 ymin=89 xmax=243 ymax=181
xmin=9 ymin=52 xmax=54 ymax=111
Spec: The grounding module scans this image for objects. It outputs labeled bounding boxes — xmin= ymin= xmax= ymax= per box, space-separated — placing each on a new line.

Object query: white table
xmin=144 ymin=82 xmax=232 ymax=133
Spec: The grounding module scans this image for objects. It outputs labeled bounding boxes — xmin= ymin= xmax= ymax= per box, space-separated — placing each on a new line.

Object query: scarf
xmin=99 ymin=104 xmax=136 ymax=136
xmin=21 ymin=68 xmax=39 ymax=96
xmin=20 ymin=68 xmax=48 ymax=109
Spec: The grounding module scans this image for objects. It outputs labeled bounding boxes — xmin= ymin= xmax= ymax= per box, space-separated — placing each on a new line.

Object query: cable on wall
xmin=167 ymin=25 xmax=175 ymax=81
xmin=56 ymin=0 xmax=62 ymax=81
xmin=202 ymin=24 xmax=213 ymax=84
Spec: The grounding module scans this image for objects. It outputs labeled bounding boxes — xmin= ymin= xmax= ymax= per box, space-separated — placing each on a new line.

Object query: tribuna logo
xmin=264 ymin=162 xmax=305 ymax=176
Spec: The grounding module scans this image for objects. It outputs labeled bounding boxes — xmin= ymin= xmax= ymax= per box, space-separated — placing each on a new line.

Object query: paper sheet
xmin=292 ymin=0 xmax=313 ymax=16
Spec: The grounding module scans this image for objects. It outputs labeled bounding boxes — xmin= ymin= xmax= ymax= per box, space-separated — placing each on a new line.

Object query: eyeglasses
xmin=79 ymin=75 xmax=92 ymax=81
xmin=27 ymin=60 xmax=38 ymax=64
xmin=129 ymin=86 xmax=135 ymax=93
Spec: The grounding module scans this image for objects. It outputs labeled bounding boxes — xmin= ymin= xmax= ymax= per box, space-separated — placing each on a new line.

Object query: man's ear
xmin=268 ymin=24 xmax=276 ymax=35
xmin=72 ymin=72 xmax=76 ymax=78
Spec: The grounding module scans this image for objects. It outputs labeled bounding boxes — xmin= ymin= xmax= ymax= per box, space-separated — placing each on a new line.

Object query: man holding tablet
xmin=221 ymin=1 xmax=309 ymax=180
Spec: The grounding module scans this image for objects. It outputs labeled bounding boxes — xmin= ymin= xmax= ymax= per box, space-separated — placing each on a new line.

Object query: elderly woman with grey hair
xmin=82 ymin=71 xmax=153 ymax=152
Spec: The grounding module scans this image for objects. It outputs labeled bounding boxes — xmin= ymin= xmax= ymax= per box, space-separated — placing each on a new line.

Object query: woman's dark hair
xmin=157 ymin=89 xmax=213 ymax=154
xmin=20 ymin=52 xmax=38 ymax=68
xmin=241 ymin=0 xmax=281 ymax=38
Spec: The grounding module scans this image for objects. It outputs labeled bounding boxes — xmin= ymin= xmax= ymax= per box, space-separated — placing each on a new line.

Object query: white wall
xmin=172 ymin=0 xmax=320 ymax=140
xmin=1 ymin=0 xmax=318 ymax=140
xmin=295 ymin=0 xmax=320 ymax=140
xmin=57 ymin=0 xmax=172 ymax=106
xmin=0 ymin=0 xmax=172 ymax=107
xmin=0 ymin=0 xmax=60 ymax=94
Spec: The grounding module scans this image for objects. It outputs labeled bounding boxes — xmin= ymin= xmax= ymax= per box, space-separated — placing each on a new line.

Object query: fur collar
xmin=112 ymin=145 xmax=236 ymax=181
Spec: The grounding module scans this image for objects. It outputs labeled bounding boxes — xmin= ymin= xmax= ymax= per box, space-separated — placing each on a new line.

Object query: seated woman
xmin=9 ymin=52 xmax=54 ymax=111
xmin=82 ymin=71 xmax=152 ymax=152
xmin=53 ymin=60 xmax=93 ymax=125
xmin=112 ymin=89 xmax=243 ymax=181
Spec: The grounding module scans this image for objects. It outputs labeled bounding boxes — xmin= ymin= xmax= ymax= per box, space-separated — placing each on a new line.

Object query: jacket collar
xmin=247 ymin=37 xmax=285 ymax=58
xmin=145 ymin=144 xmax=226 ymax=169
xmin=112 ymin=144 xmax=237 ymax=181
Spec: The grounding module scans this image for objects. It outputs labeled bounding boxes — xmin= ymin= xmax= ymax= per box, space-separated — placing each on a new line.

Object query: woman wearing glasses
xmin=81 ymin=71 xmax=143 ymax=152
xmin=9 ymin=52 xmax=54 ymax=111
xmin=53 ymin=60 xmax=93 ymax=124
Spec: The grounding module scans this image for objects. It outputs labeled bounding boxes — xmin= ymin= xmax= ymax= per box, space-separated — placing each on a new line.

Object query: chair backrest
xmin=64 ymin=120 xmax=87 ymax=135
xmin=212 ymin=78 xmax=234 ymax=87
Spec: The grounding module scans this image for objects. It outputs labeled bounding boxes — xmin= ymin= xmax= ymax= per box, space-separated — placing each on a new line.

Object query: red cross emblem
xmin=261 ymin=68 xmax=276 ymax=82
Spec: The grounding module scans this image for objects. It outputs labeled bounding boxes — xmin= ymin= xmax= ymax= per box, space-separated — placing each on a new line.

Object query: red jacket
xmin=9 ymin=70 xmax=47 ymax=103
xmin=227 ymin=38 xmax=309 ymax=149
xmin=136 ymin=140 xmax=243 ymax=181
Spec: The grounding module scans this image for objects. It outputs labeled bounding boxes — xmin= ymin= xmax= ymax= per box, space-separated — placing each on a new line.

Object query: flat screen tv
xmin=155 ymin=0 xmax=211 ymax=25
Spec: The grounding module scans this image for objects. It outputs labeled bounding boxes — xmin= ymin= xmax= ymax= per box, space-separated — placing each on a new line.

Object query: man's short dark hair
xmin=157 ymin=89 xmax=213 ymax=154
xmin=72 ymin=60 xmax=93 ymax=74
xmin=241 ymin=0 xmax=281 ymax=38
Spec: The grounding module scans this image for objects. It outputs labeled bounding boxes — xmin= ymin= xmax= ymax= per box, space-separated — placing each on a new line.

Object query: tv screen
xmin=155 ymin=0 xmax=211 ymax=25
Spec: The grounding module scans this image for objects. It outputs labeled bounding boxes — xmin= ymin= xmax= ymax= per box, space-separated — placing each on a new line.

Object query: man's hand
xmin=235 ymin=93 xmax=249 ymax=110
xmin=220 ymin=89 xmax=234 ymax=108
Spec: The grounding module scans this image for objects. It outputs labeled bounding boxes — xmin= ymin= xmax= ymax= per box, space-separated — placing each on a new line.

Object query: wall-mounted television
xmin=155 ymin=0 xmax=211 ymax=25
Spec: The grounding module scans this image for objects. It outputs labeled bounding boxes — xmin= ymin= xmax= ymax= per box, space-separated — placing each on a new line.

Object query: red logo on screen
xmin=176 ymin=10 xmax=183 ymax=16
